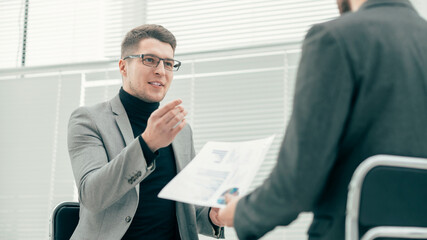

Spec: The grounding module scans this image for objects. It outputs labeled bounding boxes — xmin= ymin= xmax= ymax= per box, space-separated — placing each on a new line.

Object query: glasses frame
xmin=122 ymin=54 xmax=181 ymax=71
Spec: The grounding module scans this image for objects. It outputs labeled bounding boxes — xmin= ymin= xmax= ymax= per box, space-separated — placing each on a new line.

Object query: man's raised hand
xmin=142 ymin=99 xmax=188 ymax=152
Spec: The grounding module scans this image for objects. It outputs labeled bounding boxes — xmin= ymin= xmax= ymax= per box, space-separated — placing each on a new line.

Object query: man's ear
xmin=119 ymin=59 xmax=127 ymax=77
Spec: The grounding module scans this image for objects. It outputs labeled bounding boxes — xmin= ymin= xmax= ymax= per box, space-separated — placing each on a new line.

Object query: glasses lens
xmin=141 ymin=54 xmax=181 ymax=71
xmin=163 ymin=60 xmax=175 ymax=71
xmin=142 ymin=55 xmax=159 ymax=67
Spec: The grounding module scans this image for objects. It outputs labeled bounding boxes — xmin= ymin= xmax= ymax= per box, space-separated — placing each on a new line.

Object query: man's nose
xmin=154 ymin=60 xmax=166 ymax=74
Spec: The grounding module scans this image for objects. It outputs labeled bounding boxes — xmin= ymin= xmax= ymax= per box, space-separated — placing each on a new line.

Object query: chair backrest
xmin=50 ymin=202 xmax=80 ymax=240
xmin=346 ymin=155 xmax=427 ymax=240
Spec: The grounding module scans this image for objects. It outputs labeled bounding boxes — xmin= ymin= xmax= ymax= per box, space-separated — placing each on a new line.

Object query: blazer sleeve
xmin=67 ymin=106 xmax=155 ymax=213
xmin=234 ymin=23 xmax=355 ymax=239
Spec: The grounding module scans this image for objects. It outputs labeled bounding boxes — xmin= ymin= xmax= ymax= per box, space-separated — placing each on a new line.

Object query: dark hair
xmin=121 ymin=24 xmax=177 ymax=58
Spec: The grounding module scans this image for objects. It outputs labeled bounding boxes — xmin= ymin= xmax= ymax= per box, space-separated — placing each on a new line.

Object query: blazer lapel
xmin=172 ymin=126 xmax=192 ymax=173
xmin=172 ymin=140 xmax=184 ymax=173
xmin=110 ymin=95 xmax=134 ymax=146
xmin=110 ymin=94 xmax=140 ymax=196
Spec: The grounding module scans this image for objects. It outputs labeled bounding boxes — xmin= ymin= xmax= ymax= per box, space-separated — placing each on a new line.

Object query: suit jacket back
xmin=234 ymin=0 xmax=427 ymax=239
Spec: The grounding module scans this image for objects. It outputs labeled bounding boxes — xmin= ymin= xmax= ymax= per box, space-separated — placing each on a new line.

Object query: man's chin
xmin=141 ymin=94 xmax=165 ymax=103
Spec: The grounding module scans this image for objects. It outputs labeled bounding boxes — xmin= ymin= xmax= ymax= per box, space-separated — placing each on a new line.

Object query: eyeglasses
xmin=123 ymin=54 xmax=181 ymax=71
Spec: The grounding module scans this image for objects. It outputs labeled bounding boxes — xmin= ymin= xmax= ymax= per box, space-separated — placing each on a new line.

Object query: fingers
xmin=152 ymin=99 xmax=182 ymax=118
xmin=225 ymin=193 xmax=239 ymax=203
xmin=224 ymin=193 xmax=237 ymax=203
xmin=165 ymin=108 xmax=188 ymax=129
xmin=151 ymin=99 xmax=187 ymax=129
xmin=211 ymin=207 xmax=220 ymax=212
xmin=217 ymin=194 xmax=240 ymax=227
xmin=155 ymin=99 xmax=187 ymax=129
xmin=171 ymin=118 xmax=187 ymax=136
xmin=142 ymin=99 xmax=188 ymax=152
xmin=209 ymin=207 xmax=225 ymax=227
xmin=225 ymin=194 xmax=232 ymax=203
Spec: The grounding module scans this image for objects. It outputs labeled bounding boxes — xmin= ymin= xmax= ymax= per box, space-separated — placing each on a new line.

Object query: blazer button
xmin=125 ymin=216 xmax=132 ymax=223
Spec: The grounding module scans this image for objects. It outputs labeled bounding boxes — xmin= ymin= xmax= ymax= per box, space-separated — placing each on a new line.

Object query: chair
xmin=50 ymin=201 xmax=80 ymax=240
xmin=346 ymin=155 xmax=427 ymax=240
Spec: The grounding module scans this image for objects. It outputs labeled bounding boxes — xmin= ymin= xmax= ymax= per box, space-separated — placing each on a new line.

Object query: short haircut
xmin=121 ymin=24 xmax=177 ymax=58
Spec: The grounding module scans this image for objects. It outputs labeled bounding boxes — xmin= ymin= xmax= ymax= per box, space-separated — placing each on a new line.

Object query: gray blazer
xmin=234 ymin=0 xmax=427 ymax=239
xmin=68 ymin=94 xmax=220 ymax=239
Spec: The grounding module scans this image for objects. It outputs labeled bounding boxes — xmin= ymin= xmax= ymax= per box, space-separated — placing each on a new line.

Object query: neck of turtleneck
xmin=119 ymin=87 xmax=159 ymax=136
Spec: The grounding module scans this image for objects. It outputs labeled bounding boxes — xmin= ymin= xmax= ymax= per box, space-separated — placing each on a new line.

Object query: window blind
xmin=0 ymin=1 xmax=24 ymax=68
xmin=0 ymin=74 xmax=80 ymax=239
xmin=5 ymin=0 xmax=146 ymax=67
xmin=146 ymin=0 xmax=338 ymax=55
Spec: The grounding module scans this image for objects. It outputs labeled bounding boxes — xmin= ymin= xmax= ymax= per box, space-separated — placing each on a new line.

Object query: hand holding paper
xmin=218 ymin=194 xmax=240 ymax=227
xmin=158 ymin=135 xmax=275 ymax=208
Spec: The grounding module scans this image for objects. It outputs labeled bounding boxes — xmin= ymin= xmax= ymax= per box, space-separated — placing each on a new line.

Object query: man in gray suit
xmin=68 ymin=24 xmax=224 ymax=239
xmin=218 ymin=0 xmax=427 ymax=239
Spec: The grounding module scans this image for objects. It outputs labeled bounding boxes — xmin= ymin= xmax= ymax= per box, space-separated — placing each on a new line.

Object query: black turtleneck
xmin=119 ymin=88 xmax=180 ymax=240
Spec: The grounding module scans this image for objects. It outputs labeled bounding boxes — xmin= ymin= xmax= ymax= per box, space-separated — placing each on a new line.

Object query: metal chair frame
xmin=346 ymin=155 xmax=427 ymax=240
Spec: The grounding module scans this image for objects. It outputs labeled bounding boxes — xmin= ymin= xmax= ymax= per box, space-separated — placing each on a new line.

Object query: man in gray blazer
xmin=218 ymin=0 xmax=427 ymax=239
xmin=68 ymin=24 xmax=224 ymax=239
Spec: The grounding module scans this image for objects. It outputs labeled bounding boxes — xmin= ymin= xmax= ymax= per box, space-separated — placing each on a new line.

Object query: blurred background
xmin=1 ymin=0 xmax=426 ymax=239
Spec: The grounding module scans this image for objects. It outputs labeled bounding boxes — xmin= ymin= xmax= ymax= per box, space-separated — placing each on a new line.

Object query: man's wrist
xmin=138 ymin=135 xmax=158 ymax=167
xmin=141 ymin=132 xmax=158 ymax=152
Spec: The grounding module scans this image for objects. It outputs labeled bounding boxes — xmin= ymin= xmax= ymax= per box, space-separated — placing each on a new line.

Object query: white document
xmin=158 ymin=135 xmax=275 ymax=208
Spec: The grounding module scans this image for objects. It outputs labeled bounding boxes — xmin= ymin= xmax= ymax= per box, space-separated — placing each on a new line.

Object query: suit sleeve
xmin=68 ymin=107 xmax=155 ymax=213
xmin=234 ymin=23 xmax=355 ymax=239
